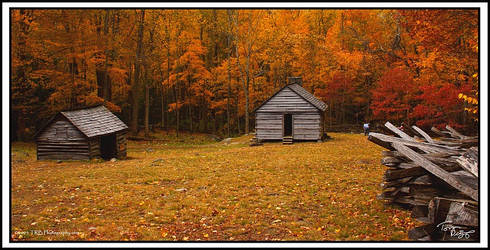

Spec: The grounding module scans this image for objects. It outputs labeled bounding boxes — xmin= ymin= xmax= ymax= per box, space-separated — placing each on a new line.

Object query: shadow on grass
xmin=119 ymin=156 xmax=138 ymax=161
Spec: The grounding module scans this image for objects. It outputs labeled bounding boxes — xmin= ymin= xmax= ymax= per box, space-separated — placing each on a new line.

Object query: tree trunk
xmin=13 ymin=9 xmax=33 ymax=141
xmin=160 ymin=69 xmax=165 ymax=129
xmin=103 ymin=9 xmax=111 ymax=102
xmin=165 ymin=87 xmax=169 ymax=134
xmin=96 ymin=10 xmax=112 ymax=103
xmin=202 ymin=99 xmax=208 ymax=133
xmin=188 ymin=75 xmax=193 ymax=132
xmin=165 ymin=13 xmax=179 ymax=137
xmin=244 ymin=53 xmax=250 ymax=135
xmin=130 ymin=10 xmax=145 ymax=135
xmin=232 ymin=11 xmax=251 ymax=135
xmin=70 ymin=50 xmax=76 ymax=110
xmin=144 ymin=83 xmax=150 ymax=138
xmin=329 ymin=100 xmax=333 ymax=127
xmin=236 ymin=92 xmax=240 ymax=134
xmin=244 ymin=84 xmax=249 ymax=134
xmin=174 ymin=84 xmax=180 ymax=137
xmin=212 ymin=110 xmax=217 ymax=134
xmin=161 ymin=85 xmax=165 ymax=129
xmin=189 ymin=102 xmax=193 ymax=133
xmin=226 ymin=40 xmax=232 ymax=137
xmin=234 ymin=38 xmax=249 ymax=135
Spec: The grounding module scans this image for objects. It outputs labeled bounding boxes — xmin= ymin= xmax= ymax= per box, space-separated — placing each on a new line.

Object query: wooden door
xmin=283 ymin=114 xmax=293 ymax=137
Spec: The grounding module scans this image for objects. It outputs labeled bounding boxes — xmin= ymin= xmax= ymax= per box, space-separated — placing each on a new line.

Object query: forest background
xmin=10 ymin=9 xmax=480 ymax=140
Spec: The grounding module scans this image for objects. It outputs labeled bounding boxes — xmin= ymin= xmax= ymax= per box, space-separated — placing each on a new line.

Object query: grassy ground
xmin=10 ymin=133 xmax=418 ymax=241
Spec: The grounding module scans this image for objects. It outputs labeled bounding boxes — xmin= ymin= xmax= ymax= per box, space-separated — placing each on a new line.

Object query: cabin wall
xmin=293 ymin=112 xmax=322 ymax=140
xmin=255 ymin=87 xmax=322 ymax=141
xmin=87 ymin=130 xmax=127 ymax=159
xmin=255 ymin=113 xmax=283 ymax=140
xmin=320 ymin=112 xmax=325 ymax=138
xmin=88 ymin=137 xmax=100 ymax=159
xmin=36 ymin=117 xmax=90 ymax=160
xmin=116 ymin=130 xmax=127 ymax=159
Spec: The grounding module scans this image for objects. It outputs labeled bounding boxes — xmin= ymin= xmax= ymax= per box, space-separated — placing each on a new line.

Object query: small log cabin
xmin=35 ymin=105 xmax=128 ymax=160
xmin=254 ymin=77 xmax=327 ymax=143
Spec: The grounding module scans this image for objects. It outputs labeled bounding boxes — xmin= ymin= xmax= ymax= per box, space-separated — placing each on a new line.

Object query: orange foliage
xmin=10 ymin=9 xmax=479 ymax=139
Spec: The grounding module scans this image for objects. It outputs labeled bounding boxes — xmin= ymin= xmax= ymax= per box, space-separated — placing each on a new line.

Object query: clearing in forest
xmin=10 ymin=133 xmax=417 ymax=241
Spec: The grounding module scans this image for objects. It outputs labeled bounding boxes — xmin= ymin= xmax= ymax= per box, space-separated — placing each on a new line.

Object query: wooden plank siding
xmin=255 ymin=113 xmax=283 ymax=140
xmin=256 ymin=88 xmax=319 ymax=113
xmin=116 ymin=131 xmax=128 ymax=158
xmin=293 ymin=113 xmax=322 ymax=140
xmin=88 ymin=137 xmax=101 ymax=159
xmin=36 ymin=117 xmax=90 ymax=160
xmin=255 ymin=87 xmax=323 ymax=141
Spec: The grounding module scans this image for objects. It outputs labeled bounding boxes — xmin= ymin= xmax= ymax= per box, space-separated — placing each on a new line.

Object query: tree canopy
xmin=10 ymin=9 xmax=479 ymax=140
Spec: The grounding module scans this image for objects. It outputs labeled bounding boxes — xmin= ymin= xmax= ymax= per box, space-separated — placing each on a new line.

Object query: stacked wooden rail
xmin=368 ymin=122 xmax=479 ymax=241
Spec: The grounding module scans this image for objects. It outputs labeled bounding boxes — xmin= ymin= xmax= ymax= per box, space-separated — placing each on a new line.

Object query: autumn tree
xmin=10 ymin=9 xmax=479 ymax=140
xmin=370 ymin=67 xmax=417 ymax=124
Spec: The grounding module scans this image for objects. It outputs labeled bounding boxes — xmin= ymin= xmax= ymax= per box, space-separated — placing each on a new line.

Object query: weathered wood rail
xmin=368 ymin=122 xmax=479 ymax=241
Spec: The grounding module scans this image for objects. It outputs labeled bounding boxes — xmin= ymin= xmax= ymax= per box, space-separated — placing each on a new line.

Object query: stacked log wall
xmin=116 ymin=130 xmax=127 ymax=158
xmin=88 ymin=137 xmax=100 ymax=159
xmin=36 ymin=117 xmax=90 ymax=160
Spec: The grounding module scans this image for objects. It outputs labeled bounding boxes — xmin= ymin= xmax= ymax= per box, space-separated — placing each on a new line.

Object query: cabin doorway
xmin=283 ymin=114 xmax=293 ymax=137
xmin=100 ymin=133 xmax=117 ymax=160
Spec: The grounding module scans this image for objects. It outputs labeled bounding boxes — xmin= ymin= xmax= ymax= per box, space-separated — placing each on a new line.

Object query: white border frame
xmin=2 ymin=2 xmax=488 ymax=248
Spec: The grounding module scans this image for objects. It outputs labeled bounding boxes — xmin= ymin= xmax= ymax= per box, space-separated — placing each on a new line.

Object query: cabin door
xmin=283 ymin=114 xmax=293 ymax=137
xmin=100 ymin=133 xmax=117 ymax=160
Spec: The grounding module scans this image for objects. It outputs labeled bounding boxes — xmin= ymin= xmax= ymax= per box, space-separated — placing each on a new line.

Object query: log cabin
xmin=253 ymin=77 xmax=328 ymax=144
xmin=35 ymin=105 xmax=128 ymax=160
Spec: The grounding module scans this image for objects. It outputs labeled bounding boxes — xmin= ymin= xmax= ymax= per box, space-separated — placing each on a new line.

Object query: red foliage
xmin=316 ymin=71 xmax=355 ymax=102
xmin=411 ymin=81 xmax=473 ymax=128
xmin=370 ymin=67 xmax=416 ymax=123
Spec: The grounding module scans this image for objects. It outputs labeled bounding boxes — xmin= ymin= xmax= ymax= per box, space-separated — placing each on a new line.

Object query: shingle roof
xmin=60 ymin=105 xmax=128 ymax=138
xmin=254 ymin=83 xmax=327 ymax=113
xmin=287 ymin=84 xmax=327 ymax=111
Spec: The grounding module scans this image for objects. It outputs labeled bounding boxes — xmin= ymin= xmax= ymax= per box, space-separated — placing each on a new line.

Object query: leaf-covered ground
xmin=10 ymin=133 xmax=418 ymax=241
